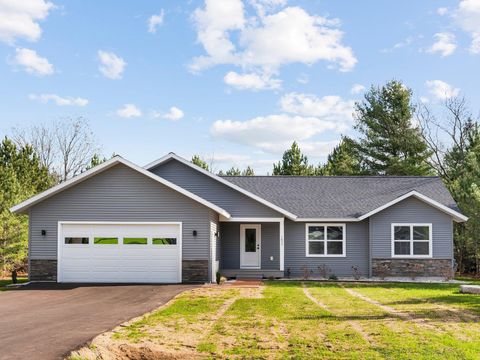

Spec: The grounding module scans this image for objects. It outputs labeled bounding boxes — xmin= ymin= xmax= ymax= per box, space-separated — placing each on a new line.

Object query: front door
xmin=240 ymin=224 xmax=261 ymax=269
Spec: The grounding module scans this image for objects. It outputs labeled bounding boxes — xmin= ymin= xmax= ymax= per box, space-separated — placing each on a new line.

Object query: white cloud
xmin=296 ymin=73 xmax=309 ymax=84
xmin=213 ymin=152 xmax=251 ymax=163
xmin=190 ymin=0 xmax=246 ymax=72
xmin=0 ymin=0 xmax=54 ymax=44
xmin=29 ymin=93 xmax=88 ymax=106
xmin=191 ymin=1 xmax=356 ymax=88
xmin=211 ymin=114 xmax=343 ymax=154
xmin=98 ymin=50 xmax=126 ymax=79
xmin=427 ymin=32 xmax=457 ymax=57
xmin=249 ymin=0 xmax=287 ymax=16
xmin=159 ymin=106 xmax=184 ymax=121
xmin=420 ymin=96 xmax=430 ymax=104
xmin=454 ymin=0 xmax=480 ymax=53
xmin=381 ymin=36 xmax=417 ymax=53
xmin=350 ymin=83 xmax=365 ymax=94
xmin=117 ymin=104 xmax=142 ymax=118
xmin=279 ymin=92 xmax=355 ymax=124
xmin=437 ymin=7 xmax=449 ymax=16
xmin=426 ymin=80 xmax=460 ymax=100
xmin=12 ymin=47 xmax=53 ymax=76
xmin=147 ymin=10 xmax=164 ymax=33
xmin=224 ymin=71 xmax=281 ymax=90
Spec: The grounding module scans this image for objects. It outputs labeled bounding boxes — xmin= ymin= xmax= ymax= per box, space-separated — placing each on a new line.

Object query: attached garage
xmin=58 ymin=222 xmax=182 ymax=283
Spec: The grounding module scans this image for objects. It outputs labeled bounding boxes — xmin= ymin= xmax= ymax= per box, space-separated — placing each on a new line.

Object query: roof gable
xmin=10 ymin=157 xmax=231 ymax=218
xmin=145 ymin=153 xmax=297 ymax=219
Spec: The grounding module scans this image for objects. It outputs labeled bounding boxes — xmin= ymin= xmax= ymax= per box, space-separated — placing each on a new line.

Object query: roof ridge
xmin=221 ymin=175 xmax=441 ymax=179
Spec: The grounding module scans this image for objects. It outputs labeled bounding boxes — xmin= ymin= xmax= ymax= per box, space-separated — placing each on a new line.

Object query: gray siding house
xmin=11 ymin=153 xmax=467 ymax=283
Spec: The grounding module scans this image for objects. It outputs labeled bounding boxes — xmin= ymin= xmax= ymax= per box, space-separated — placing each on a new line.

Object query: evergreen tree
xmin=191 ymin=155 xmax=210 ymax=171
xmin=242 ymin=166 xmax=255 ymax=176
xmin=444 ymin=124 xmax=480 ymax=274
xmin=0 ymin=138 xmax=53 ymax=280
xmin=273 ymin=142 xmax=315 ymax=175
xmin=225 ymin=167 xmax=241 ymax=176
xmin=318 ymin=137 xmax=364 ymax=175
xmin=86 ymin=153 xmax=107 ymax=170
xmin=353 ymin=80 xmax=433 ymax=175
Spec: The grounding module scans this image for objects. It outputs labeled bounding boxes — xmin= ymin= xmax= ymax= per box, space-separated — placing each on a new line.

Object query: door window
xmin=245 ymin=228 xmax=256 ymax=252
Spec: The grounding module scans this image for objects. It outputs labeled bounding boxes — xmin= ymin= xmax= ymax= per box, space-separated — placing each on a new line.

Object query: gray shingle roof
xmin=221 ymin=176 xmax=459 ymax=218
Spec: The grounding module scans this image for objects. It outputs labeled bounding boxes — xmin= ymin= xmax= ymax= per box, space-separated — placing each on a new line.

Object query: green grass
xmin=456 ymin=275 xmax=480 ymax=285
xmin=0 ymin=277 xmax=28 ymax=291
xmin=113 ymin=282 xmax=480 ymax=359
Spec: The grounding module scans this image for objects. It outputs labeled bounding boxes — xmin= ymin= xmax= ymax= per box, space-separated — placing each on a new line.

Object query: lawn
xmin=0 ymin=277 xmax=28 ymax=291
xmin=71 ymin=281 xmax=480 ymax=359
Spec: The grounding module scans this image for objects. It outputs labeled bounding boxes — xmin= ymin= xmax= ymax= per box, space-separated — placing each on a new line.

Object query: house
xmin=10 ymin=153 xmax=468 ymax=283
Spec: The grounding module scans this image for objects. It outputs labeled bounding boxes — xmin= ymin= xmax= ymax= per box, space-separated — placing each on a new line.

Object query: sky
xmin=0 ymin=0 xmax=479 ymax=174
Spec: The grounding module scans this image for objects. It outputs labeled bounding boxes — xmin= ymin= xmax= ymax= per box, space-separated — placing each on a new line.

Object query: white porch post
xmin=279 ymin=218 xmax=284 ymax=271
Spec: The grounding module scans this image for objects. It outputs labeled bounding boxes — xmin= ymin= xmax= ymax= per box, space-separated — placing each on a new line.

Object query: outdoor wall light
xmin=41 ymin=230 xmax=47 ymax=236
xmin=193 ymin=230 xmax=198 ymax=237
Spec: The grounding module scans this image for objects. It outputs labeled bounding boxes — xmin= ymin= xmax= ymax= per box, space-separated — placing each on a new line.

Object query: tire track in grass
xmin=339 ymin=285 xmax=441 ymax=332
xmin=301 ymin=283 xmax=374 ymax=345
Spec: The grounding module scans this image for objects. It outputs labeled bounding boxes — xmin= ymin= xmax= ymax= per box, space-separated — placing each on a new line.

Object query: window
xmin=94 ymin=237 xmax=118 ymax=245
xmin=306 ymin=224 xmax=346 ymax=257
xmin=392 ymin=224 xmax=432 ymax=257
xmin=65 ymin=237 xmax=89 ymax=244
xmin=123 ymin=237 xmax=147 ymax=245
xmin=152 ymin=238 xmax=177 ymax=245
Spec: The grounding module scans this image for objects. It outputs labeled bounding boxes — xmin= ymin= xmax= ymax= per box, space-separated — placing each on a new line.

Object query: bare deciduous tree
xmin=13 ymin=117 xmax=100 ymax=182
xmin=417 ymin=97 xmax=477 ymax=181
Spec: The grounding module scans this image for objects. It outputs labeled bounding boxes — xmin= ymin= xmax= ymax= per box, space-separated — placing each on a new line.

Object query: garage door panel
xmin=59 ymin=223 xmax=181 ymax=283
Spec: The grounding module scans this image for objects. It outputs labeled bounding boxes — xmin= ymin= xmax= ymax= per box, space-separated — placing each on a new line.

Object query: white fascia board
xmin=10 ymin=157 xmax=231 ymax=219
xmin=144 ymin=153 xmax=298 ymax=220
xmin=357 ymin=190 xmax=468 ymax=223
xmin=294 ymin=218 xmax=360 ymax=222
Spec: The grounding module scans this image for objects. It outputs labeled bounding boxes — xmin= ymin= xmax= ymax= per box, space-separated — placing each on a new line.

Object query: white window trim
xmin=305 ymin=223 xmax=346 ymax=257
xmin=391 ymin=223 xmax=433 ymax=258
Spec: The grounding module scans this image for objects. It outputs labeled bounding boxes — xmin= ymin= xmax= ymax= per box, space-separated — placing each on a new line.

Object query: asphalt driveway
xmin=0 ymin=283 xmax=196 ymax=360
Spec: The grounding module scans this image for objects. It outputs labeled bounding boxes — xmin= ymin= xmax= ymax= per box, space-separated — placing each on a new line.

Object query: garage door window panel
xmin=65 ymin=237 xmax=89 ymax=244
xmin=123 ymin=237 xmax=148 ymax=245
xmin=153 ymin=237 xmax=177 ymax=245
xmin=94 ymin=237 xmax=118 ymax=245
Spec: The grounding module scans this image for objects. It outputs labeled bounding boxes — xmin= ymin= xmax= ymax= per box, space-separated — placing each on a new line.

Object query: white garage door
xmin=58 ymin=222 xmax=182 ymax=283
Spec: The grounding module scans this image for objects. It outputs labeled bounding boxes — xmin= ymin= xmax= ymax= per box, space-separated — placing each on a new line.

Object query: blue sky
xmin=0 ymin=0 xmax=479 ymax=174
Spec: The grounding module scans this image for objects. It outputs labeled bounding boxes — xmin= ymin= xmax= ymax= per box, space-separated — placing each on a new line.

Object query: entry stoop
xmin=235 ymin=273 xmax=263 ymax=280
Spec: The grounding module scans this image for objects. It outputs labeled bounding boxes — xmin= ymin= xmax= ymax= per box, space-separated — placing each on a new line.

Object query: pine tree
xmin=273 ymin=142 xmax=315 ymax=175
xmin=444 ymin=125 xmax=480 ymax=274
xmin=242 ymin=166 xmax=254 ymax=176
xmin=353 ymin=80 xmax=433 ymax=175
xmin=318 ymin=137 xmax=364 ymax=175
xmin=191 ymin=155 xmax=210 ymax=171
xmin=0 ymin=138 xmax=53 ymax=280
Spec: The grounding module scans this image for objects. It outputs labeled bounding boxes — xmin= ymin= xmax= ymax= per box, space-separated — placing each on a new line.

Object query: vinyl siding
xmin=29 ymin=164 xmax=213 ymax=261
xmin=370 ymin=197 xmax=453 ymax=259
xmin=150 ymin=159 xmax=282 ymax=217
xmin=284 ymin=220 xmax=369 ymax=277
xmin=220 ymin=222 xmax=280 ymax=270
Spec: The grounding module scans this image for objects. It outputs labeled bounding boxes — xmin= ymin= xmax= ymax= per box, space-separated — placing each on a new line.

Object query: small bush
xmin=376 ymin=262 xmax=391 ymax=280
xmin=317 ymin=264 xmax=330 ymax=279
xmin=328 ymin=274 xmax=338 ymax=281
xmin=351 ymin=265 xmax=362 ymax=280
xmin=216 ymin=271 xmax=221 ymax=285
xmin=301 ymin=265 xmax=313 ymax=280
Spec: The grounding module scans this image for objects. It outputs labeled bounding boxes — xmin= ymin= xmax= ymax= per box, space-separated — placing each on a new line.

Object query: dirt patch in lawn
xmin=68 ymin=285 xmax=263 ymax=360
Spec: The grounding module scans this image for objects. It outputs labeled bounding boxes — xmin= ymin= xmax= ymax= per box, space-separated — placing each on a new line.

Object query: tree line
xmin=1 ymin=80 xmax=479 ymax=279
